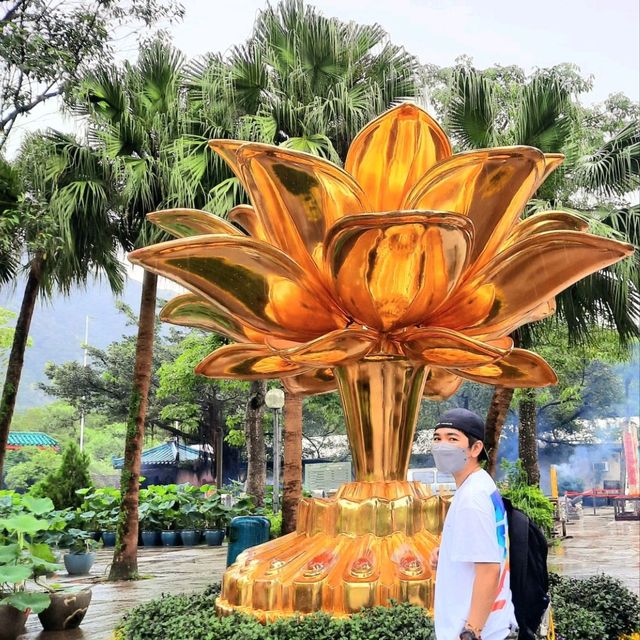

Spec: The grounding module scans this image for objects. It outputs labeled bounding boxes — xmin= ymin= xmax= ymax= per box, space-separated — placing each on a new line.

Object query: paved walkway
xmin=19 ymin=510 xmax=639 ymax=639
xmin=548 ymin=506 xmax=640 ymax=595
xmin=20 ymin=546 xmax=228 ymax=640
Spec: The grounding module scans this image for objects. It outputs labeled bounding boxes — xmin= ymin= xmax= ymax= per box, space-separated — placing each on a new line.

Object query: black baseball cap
xmin=435 ymin=408 xmax=488 ymax=461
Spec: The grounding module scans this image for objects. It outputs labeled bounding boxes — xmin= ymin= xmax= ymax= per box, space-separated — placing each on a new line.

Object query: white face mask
xmin=431 ymin=442 xmax=469 ymax=474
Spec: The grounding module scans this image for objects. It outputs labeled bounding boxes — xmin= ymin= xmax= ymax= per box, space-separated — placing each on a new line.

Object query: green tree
xmin=0 ymin=0 xmax=183 ymax=148
xmin=0 ymin=131 xmax=124 ymax=480
xmin=33 ymin=441 xmax=92 ymax=509
xmin=4 ymin=447 xmax=59 ymax=491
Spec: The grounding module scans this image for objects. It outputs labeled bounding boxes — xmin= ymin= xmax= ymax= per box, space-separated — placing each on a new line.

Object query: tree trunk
xmin=0 ymin=258 xmax=42 ymax=481
xmin=109 ymin=270 xmax=157 ymax=581
xmin=518 ymin=387 xmax=540 ymax=486
xmin=245 ymin=380 xmax=266 ymax=506
xmin=282 ymin=390 xmax=303 ymax=535
xmin=484 ymin=386 xmax=515 ymax=478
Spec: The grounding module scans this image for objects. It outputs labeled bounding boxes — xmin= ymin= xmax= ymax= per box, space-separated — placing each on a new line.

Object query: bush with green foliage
xmin=32 ymin=442 xmax=92 ymax=510
xmin=115 ymin=583 xmax=435 ymax=640
xmin=498 ymin=460 xmax=554 ymax=537
xmin=550 ymin=573 xmax=640 ymax=640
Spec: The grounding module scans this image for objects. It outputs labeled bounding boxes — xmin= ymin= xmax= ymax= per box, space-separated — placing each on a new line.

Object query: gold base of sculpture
xmin=216 ymin=481 xmax=450 ymax=620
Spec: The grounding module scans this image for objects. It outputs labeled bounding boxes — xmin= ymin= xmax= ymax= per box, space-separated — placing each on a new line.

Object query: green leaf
xmin=2 ymin=591 xmax=51 ymax=614
xmin=0 ymin=514 xmax=49 ymax=535
xmin=21 ymin=496 xmax=55 ymax=515
xmin=0 ymin=564 xmax=31 ymax=584
xmin=0 ymin=544 xmax=19 ymax=564
xmin=29 ymin=543 xmax=56 ymax=563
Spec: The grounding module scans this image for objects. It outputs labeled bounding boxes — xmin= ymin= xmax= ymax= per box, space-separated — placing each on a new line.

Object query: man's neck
xmin=453 ymin=464 xmax=481 ymax=488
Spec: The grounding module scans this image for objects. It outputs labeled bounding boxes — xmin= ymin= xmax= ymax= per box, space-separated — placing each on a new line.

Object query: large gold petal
xmin=227 ymin=205 xmax=269 ymax=241
xmin=405 ymin=147 xmax=546 ymax=268
xmin=196 ymin=344 xmax=306 ymax=380
xmin=207 ymin=139 xmax=247 ymax=185
xmin=425 ymin=231 xmax=633 ymax=336
xmin=128 ymin=235 xmax=347 ymax=341
xmin=325 ymin=211 xmax=473 ymax=331
xmin=147 ymin=208 xmax=241 ymax=239
xmin=502 ymin=211 xmax=588 ymax=249
xmin=233 ymin=142 xmax=371 ymax=277
xmin=282 ymin=368 xmax=337 ymax=395
xmin=344 ymin=102 xmax=452 ymax=211
xmin=160 ymin=293 xmax=266 ymax=343
xmin=423 ymin=368 xmax=463 ymax=401
xmin=281 ymin=328 xmax=377 ymax=367
xmin=539 ymin=153 xmax=564 ymax=186
xmin=451 ymin=349 xmax=558 ymax=388
xmin=401 ymin=327 xmax=511 ymax=367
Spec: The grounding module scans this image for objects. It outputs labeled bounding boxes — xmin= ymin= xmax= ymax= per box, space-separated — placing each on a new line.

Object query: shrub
xmin=32 ymin=442 xmax=92 ymax=509
xmin=498 ymin=460 xmax=554 ymax=537
xmin=116 ymin=584 xmax=435 ymax=640
xmin=551 ymin=573 xmax=640 ymax=639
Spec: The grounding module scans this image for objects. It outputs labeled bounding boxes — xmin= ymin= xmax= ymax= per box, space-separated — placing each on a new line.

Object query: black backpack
xmin=502 ymin=497 xmax=550 ymax=640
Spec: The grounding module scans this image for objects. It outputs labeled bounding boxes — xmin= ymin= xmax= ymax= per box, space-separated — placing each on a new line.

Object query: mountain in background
xmin=0 ymin=275 xmax=177 ymax=409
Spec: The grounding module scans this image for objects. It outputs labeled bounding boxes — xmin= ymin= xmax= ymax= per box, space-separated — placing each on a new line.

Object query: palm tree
xmin=71 ymin=39 xmax=191 ymax=580
xmin=183 ymin=0 xmax=421 ymax=533
xmin=435 ymin=64 xmax=639 ymax=482
xmin=0 ymin=132 xmax=124 ymax=479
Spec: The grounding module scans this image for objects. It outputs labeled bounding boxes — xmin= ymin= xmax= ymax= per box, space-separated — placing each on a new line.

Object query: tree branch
xmin=1 ymin=0 xmax=29 ymax=25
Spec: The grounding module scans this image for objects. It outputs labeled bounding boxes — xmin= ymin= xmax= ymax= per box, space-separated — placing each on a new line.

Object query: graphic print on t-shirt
xmin=490 ymin=490 xmax=510 ymax=613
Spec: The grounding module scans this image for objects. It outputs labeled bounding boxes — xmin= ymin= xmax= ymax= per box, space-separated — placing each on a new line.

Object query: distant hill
xmin=0 ymin=275 xmax=178 ymax=409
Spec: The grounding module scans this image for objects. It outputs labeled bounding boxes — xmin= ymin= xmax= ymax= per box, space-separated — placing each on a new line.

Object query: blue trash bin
xmin=226 ymin=516 xmax=270 ymax=567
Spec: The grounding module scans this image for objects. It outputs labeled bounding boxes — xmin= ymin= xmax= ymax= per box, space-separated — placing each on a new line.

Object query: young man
xmin=430 ymin=408 xmax=517 ymax=640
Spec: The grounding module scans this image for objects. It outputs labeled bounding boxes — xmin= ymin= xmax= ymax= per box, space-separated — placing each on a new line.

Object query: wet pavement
xmin=18 ymin=509 xmax=639 ymax=639
xmin=548 ymin=506 xmax=640 ymax=595
xmin=19 ymin=545 xmax=228 ymax=640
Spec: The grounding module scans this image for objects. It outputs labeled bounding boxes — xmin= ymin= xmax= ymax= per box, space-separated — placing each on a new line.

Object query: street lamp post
xmin=265 ymin=388 xmax=285 ymax=514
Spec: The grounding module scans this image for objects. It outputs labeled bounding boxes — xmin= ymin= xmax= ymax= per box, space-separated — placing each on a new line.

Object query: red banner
xmin=623 ymin=428 xmax=639 ymax=494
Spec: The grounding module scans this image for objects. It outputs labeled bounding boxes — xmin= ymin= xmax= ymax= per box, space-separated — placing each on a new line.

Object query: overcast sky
xmin=7 ymin=0 xmax=639 ymax=156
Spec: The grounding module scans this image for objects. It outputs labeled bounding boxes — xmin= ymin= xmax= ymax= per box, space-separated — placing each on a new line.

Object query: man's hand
xmin=429 ymin=546 xmax=439 ymax=570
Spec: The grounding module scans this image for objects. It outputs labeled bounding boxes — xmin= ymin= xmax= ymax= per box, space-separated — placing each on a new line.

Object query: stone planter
xmin=38 ymin=588 xmax=92 ymax=631
xmin=141 ymin=530 xmax=161 ymax=546
xmin=0 ymin=603 xmax=29 ymax=640
xmin=160 ymin=530 xmax=180 ymax=546
xmin=101 ymin=531 xmax=116 ymax=547
xmin=179 ymin=529 xmax=200 ymax=546
xmin=63 ymin=552 xmax=96 ymax=576
xmin=204 ymin=529 xmax=225 ymax=546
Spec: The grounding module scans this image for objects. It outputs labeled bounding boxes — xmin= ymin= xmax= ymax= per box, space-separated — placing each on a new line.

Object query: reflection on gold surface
xmin=128 ymin=102 xmax=634 ymax=619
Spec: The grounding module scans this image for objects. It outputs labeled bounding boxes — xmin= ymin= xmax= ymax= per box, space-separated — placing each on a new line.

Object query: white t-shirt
xmin=434 ymin=469 xmax=517 ymax=640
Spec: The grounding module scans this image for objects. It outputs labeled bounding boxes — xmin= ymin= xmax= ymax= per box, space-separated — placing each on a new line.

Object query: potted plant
xmin=0 ymin=497 xmax=61 ymax=640
xmin=157 ymin=501 xmax=180 ymax=546
xmin=37 ymin=584 xmax=92 ymax=632
xmin=138 ymin=502 xmax=161 ymax=546
xmin=79 ymin=488 xmax=120 ymax=546
xmin=177 ymin=501 xmax=202 ymax=546
xmin=58 ymin=528 xmax=101 ymax=576
xmin=199 ymin=492 xmax=229 ymax=546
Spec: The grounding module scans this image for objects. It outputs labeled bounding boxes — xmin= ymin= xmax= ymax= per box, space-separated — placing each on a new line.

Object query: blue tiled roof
xmin=8 ymin=432 xmax=59 ymax=448
xmin=112 ymin=441 xmax=202 ymax=469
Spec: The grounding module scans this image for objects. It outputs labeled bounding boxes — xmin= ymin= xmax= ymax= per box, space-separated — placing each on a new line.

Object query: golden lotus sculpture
xmin=129 ymin=103 xmax=632 ymax=620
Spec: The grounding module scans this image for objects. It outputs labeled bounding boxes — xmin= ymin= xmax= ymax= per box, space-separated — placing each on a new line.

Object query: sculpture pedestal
xmin=216 ymin=481 xmax=449 ymax=620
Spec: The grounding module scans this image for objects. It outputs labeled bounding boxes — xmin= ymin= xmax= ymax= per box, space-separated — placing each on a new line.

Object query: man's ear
xmin=471 ymin=440 xmax=484 ymax=459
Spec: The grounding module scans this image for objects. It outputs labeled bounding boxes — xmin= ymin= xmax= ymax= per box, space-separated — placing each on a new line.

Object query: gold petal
xmin=282 ymin=368 xmax=337 ymax=395
xmin=344 ymin=102 xmax=452 ymax=211
xmin=451 ymin=349 xmax=558 ymax=388
xmin=196 ymin=344 xmax=306 ymax=380
xmin=128 ymin=235 xmax=347 ymax=341
xmin=401 ymin=327 xmax=510 ymax=368
xmin=160 ymin=293 xmax=266 ymax=343
xmin=423 ymin=369 xmax=463 ymax=401
xmin=502 ymin=211 xmax=588 ymax=249
xmin=147 ymin=208 xmax=242 ymax=239
xmin=234 ymin=142 xmax=371 ymax=277
xmin=281 ymin=328 xmax=376 ymax=367
xmin=207 ymin=139 xmax=247 ymax=185
xmin=227 ymin=205 xmax=269 ymax=241
xmin=325 ymin=211 xmax=473 ymax=331
xmin=540 ymin=153 xmax=564 ymax=185
xmin=405 ymin=146 xmax=547 ymax=268
xmin=463 ymin=231 xmax=634 ymax=337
